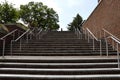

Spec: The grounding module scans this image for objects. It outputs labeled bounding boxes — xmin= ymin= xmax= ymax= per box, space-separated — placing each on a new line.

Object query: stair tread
xmin=0 ymin=62 xmax=117 ymax=65
xmin=0 ymin=74 xmax=120 ymax=78
xmin=0 ymin=68 xmax=119 ymax=71
xmin=0 ymin=56 xmax=117 ymax=59
xmin=3 ymin=31 xmax=119 ymax=79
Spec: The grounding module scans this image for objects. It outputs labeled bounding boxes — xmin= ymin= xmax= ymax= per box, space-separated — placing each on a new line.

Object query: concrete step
xmin=28 ymin=39 xmax=88 ymax=42
xmin=0 ymin=68 xmax=120 ymax=75
xmin=0 ymin=58 xmax=117 ymax=63
xmin=6 ymin=52 xmax=117 ymax=56
xmin=6 ymin=48 xmax=114 ymax=52
xmin=0 ymin=74 xmax=120 ymax=80
xmin=13 ymin=42 xmax=93 ymax=44
xmin=0 ymin=62 xmax=117 ymax=69
xmin=11 ymin=45 xmax=109 ymax=48
xmin=11 ymin=45 xmax=108 ymax=48
xmin=2 ymin=31 xmax=120 ymax=80
xmin=5 ymin=47 xmax=112 ymax=50
xmin=12 ymin=43 xmax=93 ymax=46
xmin=11 ymin=50 xmax=116 ymax=53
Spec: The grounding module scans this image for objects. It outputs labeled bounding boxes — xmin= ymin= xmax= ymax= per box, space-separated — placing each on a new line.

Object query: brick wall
xmin=83 ymin=0 xmax=120 ymax=39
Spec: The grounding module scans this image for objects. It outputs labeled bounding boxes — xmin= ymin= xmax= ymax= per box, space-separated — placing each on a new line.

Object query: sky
xmin=0 ymin=0 xmax=98 ymax=30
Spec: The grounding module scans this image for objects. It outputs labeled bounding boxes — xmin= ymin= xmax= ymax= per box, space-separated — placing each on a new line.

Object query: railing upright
xmin=103 ymin=28 xmax=120 ymax=68
xmin=0 ymin=29 xmax=18 ymax=57
xmin=116 ymin=43 xmax=120 ymax=68
xmin=74 ymin=27 xmax=82 ymax=39
xmin=10 ymin=27 xmax=44 ymax=55
xmin=86 ymin=28 xmax=102 ymax=56
xmin=11 ymin=29 xmax=30 ymax=54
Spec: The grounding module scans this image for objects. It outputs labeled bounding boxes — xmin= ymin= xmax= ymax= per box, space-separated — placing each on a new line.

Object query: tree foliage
xmin=20 ymin=2 xmax=59 ymax=30
xmin=67 ymin=14 xmax=83 ymax=31
xmin=0 ymin=1 xmax=19 ymax=24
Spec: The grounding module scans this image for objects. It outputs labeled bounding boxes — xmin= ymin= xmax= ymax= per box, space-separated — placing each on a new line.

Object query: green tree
xmin=67 ymin=14 xmax=83 ymax=31
xmin=45 ymin=8 xmax=59 ymax=30
xmin=0 ymin=1 xmax=19 ymax=24
xmin=20 ymin=1 xmax=59 ymax=30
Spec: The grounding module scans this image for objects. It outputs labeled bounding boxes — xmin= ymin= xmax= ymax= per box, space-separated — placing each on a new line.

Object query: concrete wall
xmin=83 ymin=0 xmax=120 ymax=39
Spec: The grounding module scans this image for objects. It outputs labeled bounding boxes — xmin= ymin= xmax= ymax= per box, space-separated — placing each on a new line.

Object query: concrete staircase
xmin=5 ymin=31 xmax=116 ymax=56
xmin=0 ymin=31 xmax=119 ymax=80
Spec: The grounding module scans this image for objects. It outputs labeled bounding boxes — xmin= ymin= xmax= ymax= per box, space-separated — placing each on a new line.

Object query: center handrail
xmin=0 ymin=29 xmax=17 ymax=40
xmin=85 ymin=28 xmax=102 ymax=56
xmin=10 ymin=27 xmax=45 ymax=55
xmin=74 ymin=27 xmax=82 ymax=39
xmin=106 ymin=36 xmax=120 ymax=68
xmin=0 ymin=29 xmax=18 ymax=57
xmin=11 ymin=29 xmax=30 ymax=55
xmin=102 ymin=28 xmax=120 ymax=68
xmin=86 ymin=28 xmax=98 ymax=41
xmin=15 ymin=29 xmax=30 ymax=42
xmin=103 ymin=28 xmax=120 ymax=41
xmin=36 ymin=27 xmax=42 ymax=35
xmin=111 ymin=36 xmax=120 ymax=44
xmin=103 ymin=28 xmax=120 ymax=56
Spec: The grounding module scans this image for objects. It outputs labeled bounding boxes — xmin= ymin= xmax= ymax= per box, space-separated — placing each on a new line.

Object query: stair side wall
xmin=83 ymin=0 xmax=120 ymax=39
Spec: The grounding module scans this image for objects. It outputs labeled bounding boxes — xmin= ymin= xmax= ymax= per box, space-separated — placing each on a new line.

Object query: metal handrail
xmin=11 ymin=29 xmax=30 ymax=55
xmin=74 ymin=27 xmax=82 ymax=39
xmin=103 ymin=28 xmax=120 ymax=41
xmin=36 ymin=27 xmax=42 ymax=36
xmin=15 ymin=29 xmax=30 ymax=42
xmin=106 ymin=36 xmax=120 ymax=68
xmin=103 ymin=28 xmax=120 ymax=68
xmin=0 ymin=29 xmax=17 ymax=39
xmin=39 ymin=27 xmax=52 ymax=40
xmin=36 ymin=28 xmax=43 ymax=39
xmin=86 ymin=28 xmax=98 ymax=41
xmin=10 ymin=27 xmax=44 ymax=55
xmin=103 ymin=28 xmax=120 ymax=56
xmin=10 ymin=27 xmax=49 ymax=56
xmin=86 ymin=28 xmax=102 ymax=56
xmin=0 ymin=29 xmax=18 ymax=57
xmin=111 ymin=36 xmax=120 ymax=44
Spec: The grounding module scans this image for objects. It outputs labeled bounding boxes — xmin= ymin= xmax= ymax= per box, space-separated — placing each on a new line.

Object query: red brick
xmin=83 ymin=0 xmax=120 ymax=40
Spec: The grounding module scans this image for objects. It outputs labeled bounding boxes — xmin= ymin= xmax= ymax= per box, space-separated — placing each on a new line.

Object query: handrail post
xmin=76 ymin=29 xmax=78 ymax=38
xmin=10 ymin=40 xmax=13 ymax=56
xmin=74 ymin=28 xmax=76 ymax=34
xmin=104 ymin=30 xmax=106 ymax=39
xmin=77 ymin=30 xmax=79 ymax=39
xmin=88 ymin=32 xmax=90 ymax=43
xmin=18 ymin=30 xmax=20 ymax=37
xmin=30 ymin=34 xmax=32 ymax=40
xmin=80 ymin=32 xmax=82 ymax=39
xmin=85 ymin=29 xmax=86 ymax=39
xmin=78 ymin=30 xmax=81 ymax=39
xmin=100 ymin=40 xmax=102 ymax=56
xmin=20 ymin=39 xmax=22 ymax=51
xmin=2 ymin=40 xmax=5 ymax=57
xmin=105 ymin=38 xmax=109 ymax=56
xmin=26 ymin=33 xmax=29 ymax=43
xmin=93 ymin=37 xmax=95 ymax=51
xmin=116 ymin=43 xmax=120 ymax=68
xmin=39 ymin=33 xmax=41 ymax=39
xmin=112 ymin=40 xmax=115 ymax=50
xmin=13 ymin=32 xmax=15 ymax=40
